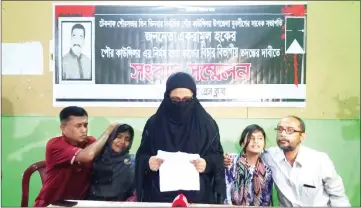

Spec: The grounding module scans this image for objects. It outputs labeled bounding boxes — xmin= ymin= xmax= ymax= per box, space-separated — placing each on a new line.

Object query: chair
xmin=21 ymin=160 xmax=46 ymax=207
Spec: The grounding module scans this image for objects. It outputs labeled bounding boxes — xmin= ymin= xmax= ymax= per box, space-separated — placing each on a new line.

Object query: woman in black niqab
xmin=135 ymin=72 xmax=226 ymax=204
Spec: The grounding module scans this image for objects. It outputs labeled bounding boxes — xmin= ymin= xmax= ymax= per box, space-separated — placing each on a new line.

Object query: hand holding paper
xmin=156 ymin=150 xmax=201 ymax=192
xmin=192 ymin=158 xmax=207 ymax=173
xmin=149 ymin=156 xmax=164 ymax=171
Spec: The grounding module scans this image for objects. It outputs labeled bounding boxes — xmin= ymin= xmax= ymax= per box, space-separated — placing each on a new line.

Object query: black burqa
xmin=86 ymin=124 xmax=135 ymax=201
xmin=135 ymin=72 xmax=226 ymax=204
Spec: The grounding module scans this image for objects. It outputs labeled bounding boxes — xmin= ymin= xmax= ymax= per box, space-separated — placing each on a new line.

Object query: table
xmin=48 ymin=200 xmax=242 ymax=207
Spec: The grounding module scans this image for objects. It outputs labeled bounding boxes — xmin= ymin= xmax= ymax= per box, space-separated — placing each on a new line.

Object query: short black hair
xmin=71 ymin=23 xmax=85 ymax=37
xmin=59 ymin=106 xmax=88 ymax=123
xmin=239 ymin=124 xmax=266 ymax=151
xmin=285 ymin=115 xmax=306 ymax=132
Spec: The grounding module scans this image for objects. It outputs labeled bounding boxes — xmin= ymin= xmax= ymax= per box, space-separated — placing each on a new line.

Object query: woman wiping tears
xmin=85 ymin=124 xmax=136 ymax=201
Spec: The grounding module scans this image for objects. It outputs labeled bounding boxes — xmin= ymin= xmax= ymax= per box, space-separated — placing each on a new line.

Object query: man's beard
xmin=277 ymin=139 xmax=300 ymax=152
xmin=278 ymin=144 xmax=296 ymax=152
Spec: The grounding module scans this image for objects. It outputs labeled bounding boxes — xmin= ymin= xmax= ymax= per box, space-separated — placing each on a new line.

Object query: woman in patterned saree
xmin=225 ymin=124 xmax=273 ymax=206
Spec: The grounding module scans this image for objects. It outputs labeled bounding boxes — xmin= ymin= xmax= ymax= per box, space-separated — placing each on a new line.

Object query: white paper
xmin=2 ymin=41 xmax=43 ymax=75
xmin=157 ymin=150 xmax=200 ymax=192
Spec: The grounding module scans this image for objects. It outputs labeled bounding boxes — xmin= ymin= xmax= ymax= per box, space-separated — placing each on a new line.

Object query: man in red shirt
xmin=34 ymin=106 xmax=117 ymax=207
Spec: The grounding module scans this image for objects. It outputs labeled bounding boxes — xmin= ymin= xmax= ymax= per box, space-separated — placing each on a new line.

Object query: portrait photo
xmin=58 ymin=17 xmax=95 ymax=83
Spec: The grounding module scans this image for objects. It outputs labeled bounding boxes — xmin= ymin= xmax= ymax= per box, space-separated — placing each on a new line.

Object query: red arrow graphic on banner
xmin=281 ymin=4 xmax=306 ymax=87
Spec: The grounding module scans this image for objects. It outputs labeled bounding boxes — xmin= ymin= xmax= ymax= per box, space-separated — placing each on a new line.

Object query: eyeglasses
xmin=274 ymin=127 xmax=303 ymax=134
xmin=170 ymin=96 xmax=193 ymax=103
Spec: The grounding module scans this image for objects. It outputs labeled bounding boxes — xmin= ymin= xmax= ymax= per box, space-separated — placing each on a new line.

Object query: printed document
xmin=156 ymin=150 xmax=200 ymax=192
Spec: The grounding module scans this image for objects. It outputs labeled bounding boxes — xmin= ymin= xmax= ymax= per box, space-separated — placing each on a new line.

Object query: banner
xmin=53 ymin=2 xmax=307 ymax=107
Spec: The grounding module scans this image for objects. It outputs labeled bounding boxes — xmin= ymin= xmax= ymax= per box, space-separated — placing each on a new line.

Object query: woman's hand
xmin=192 ymin=158 xmax=207 ymax=173
xmin=148 ymin=156 xmax=164 ymax=171
xmin=224 ymin=153 xmax=232 ymax=168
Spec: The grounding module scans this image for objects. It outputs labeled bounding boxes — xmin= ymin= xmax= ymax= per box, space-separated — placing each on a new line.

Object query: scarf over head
xmin=135 ymin=72 xmax=226 ymax=204
xmin=88 ymin=124 xmax=135 ymax=200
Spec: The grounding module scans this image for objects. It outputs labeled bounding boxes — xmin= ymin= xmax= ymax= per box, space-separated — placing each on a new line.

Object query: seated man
xmin=224 ymin=115 xmax=350 ymax=207
xmin=34 ymin=106 xmax=117 ymax=207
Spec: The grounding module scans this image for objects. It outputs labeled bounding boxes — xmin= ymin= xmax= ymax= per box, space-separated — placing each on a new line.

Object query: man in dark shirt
xmin=62 ymin=23 xmax=91 ymax=80
xmin=34 ymin=106 xmax=117 ymax=207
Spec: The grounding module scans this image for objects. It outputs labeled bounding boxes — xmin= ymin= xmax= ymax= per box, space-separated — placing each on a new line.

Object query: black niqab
xmin=163 ymin=72 xmax=197 ymax=124
xmin=135 ymin=72 xmax=226 ymax=204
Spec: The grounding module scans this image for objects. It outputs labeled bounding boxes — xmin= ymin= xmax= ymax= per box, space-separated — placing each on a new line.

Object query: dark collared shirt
xmin=62 ymin=49 xmax=91 ymax=80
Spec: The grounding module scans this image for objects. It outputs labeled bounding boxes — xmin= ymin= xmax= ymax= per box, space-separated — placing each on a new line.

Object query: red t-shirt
xmin=34 ymin=136 xmax=96 ymax=207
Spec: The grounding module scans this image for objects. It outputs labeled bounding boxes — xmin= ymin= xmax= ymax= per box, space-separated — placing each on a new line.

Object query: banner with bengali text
xmin=53 ymin=2 xmax=307 ymax=107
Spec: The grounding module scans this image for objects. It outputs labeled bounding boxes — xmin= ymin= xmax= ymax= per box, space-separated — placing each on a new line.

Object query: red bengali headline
xmin=130 ymin=63 xmax=251 ymax=83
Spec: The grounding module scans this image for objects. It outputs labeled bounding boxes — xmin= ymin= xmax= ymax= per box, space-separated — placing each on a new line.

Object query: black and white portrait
xmin=58 ymin=17 xmax=95 ymax=82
